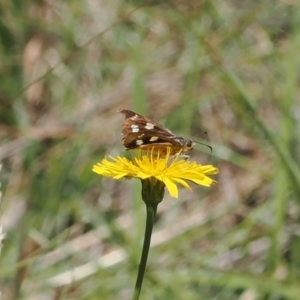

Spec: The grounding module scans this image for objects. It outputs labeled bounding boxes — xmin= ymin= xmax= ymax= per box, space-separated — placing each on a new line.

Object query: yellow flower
xmin=93 ymin=148 xmax=218 ymax=198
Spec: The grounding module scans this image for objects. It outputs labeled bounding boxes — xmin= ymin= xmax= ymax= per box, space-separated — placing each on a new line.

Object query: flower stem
xmin=132 ymin=204 xmax=157 ymax=300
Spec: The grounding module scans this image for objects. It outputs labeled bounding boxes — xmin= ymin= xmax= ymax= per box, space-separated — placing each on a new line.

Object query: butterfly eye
xmin=186 ymin=140 xmax=194 ymax=149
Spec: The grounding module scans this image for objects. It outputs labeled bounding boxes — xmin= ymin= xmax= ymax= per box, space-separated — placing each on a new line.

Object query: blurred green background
xmin=1 ymin=0 xmax=300 ymax=299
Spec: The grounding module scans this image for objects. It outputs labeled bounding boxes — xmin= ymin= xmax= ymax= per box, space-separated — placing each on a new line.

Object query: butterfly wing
xmin=119 ymin=109 xmax=175 ymax=136
xmin=119 ymin=108 xmax=194 ymax=155
xmin=118 ymin=109 xmax=183 ymax=152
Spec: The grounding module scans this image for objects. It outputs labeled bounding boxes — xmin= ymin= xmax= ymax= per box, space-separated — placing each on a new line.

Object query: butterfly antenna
xmin=194 ymin=140 xmax=213 ymax=153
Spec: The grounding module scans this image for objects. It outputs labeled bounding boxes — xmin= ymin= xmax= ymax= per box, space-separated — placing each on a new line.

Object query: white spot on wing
xmin=131 ymin=114 xmax=138 ymax=120
xmin=149 ymin=136 xmax=158 ymax=142
xmin=131 ymin=124 xmax=139 ymax=133
xmin=136 ymin=140 xmax=143 ymax=145
xmin=145 ymin=122 xmax=155 ymax=130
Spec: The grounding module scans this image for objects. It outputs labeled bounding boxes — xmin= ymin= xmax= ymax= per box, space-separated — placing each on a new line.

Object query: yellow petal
xmin=163 ymin=177 xmax=179 ymax=198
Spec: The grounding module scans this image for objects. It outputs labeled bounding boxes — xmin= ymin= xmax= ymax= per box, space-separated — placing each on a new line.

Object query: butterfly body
xmin=118 ymin=108 xmax=195 ymax=155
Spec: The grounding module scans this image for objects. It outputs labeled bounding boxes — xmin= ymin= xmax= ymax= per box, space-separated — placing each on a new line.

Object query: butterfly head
xmin=185 ymin=139 xmax=195 ymax=150
xmin=173 ymin=137 xmax=195 ymax=152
